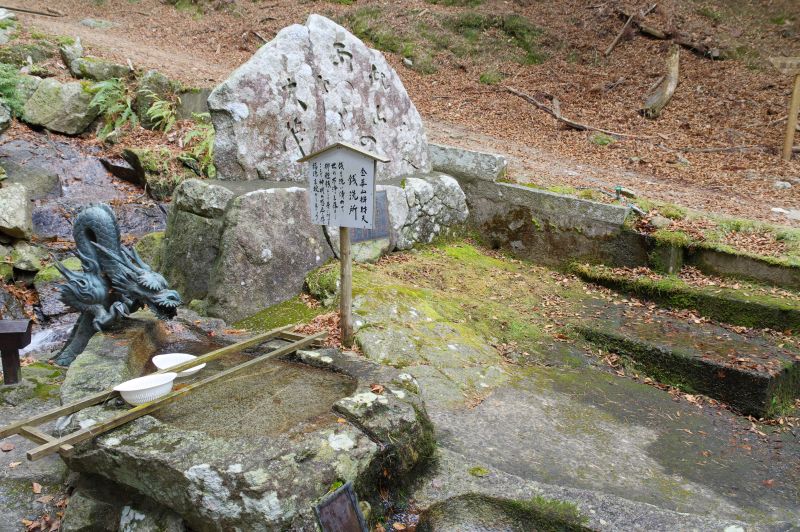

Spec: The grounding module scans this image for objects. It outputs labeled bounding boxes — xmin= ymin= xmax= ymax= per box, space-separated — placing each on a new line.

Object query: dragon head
xmin=92 ymin=242 xmax=183 ymax=320
xmin=53 ymin=256 xmax=110 ymax=308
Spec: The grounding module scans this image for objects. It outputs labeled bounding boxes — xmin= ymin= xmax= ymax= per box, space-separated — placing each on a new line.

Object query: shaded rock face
xmin=162 ymin=175 xmax=467 ymax=321
xmin=0 ymin=101 xmax=10 ymax=133
xmin=22 ymin=78 xmax=100 ymax=135
xmin=209 ymin=14 xmax=430 ymax=182
xmin=207 ymin=186 xmax=332 ymax=321
xmin=60 ymin=316 xmax=435 ymax=531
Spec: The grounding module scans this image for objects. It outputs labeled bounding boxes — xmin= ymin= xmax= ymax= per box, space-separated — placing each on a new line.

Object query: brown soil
xmin=9 ymin=0 xmax=800 ymax=226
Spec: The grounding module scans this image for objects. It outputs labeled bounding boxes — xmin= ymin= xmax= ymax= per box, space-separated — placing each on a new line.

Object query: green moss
xmin=305 ymin=262 xmax=340 ymax=306
xmin=494 ymin=494 xmax=588 ymax=530
xmin=696 ymin=6 xmax=723 ymax=22
xmin=570 ymin=262 xmax=800 ymax=331
xmin=427 ymin=0 xmax=483 ymax=6
xmin=546 ymin=184 xmax=579 ymax=196
xmin=468 ymin=466 xmax=490 ymax=477
xmin=235 ymin=296 xmax=325 ymax=331
xmin=0 ymin=19 xmax=16 ymax=30
xmin=659 ymin=203 xmax=686 ymax=220
xmin=56 ymin=36 xmax=75 ymax=46
xmin=589 ymin=132 xmax=615 ymax=146
xmin=651 ymin=229 xmax=691 ymax=248
xmin=34 ymin=256 xmax=82 ymax=283
xmin=134 ymin=231 xmax=165 ymax=269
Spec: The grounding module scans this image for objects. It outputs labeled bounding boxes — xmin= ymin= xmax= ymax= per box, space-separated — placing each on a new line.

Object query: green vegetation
xmin=468 ymin=466 xmax=490 ymax=477
xmin=696 ymin=6 xmax=723 ymax=22
xmin=182 ymin=112 xmax=216 ymax=178
xmin=144 ymin=90 xmax=178 ymax=133
xmin=445 ymin=12 xmax=545 ymax=64
xmin=89 ymin=78 xmax=138 ymax=140
xmin=346 ymin=7 xmax=415 ymax=58
xmin=479 ymin=70 xmax=503 ymax=84
xmin=770 ymin=14 xmax=793 ymax=25
xmin=0 ymin=19 xmax=16 ymax=30
xmin=0 ymin=63 xmax=25 ymax=116
xmin=589 ymin=132 xmax=615 ymax=146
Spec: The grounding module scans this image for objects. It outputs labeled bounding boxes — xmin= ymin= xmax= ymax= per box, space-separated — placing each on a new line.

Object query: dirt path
xmin=9 ymin=1 xmax=800 ymax=226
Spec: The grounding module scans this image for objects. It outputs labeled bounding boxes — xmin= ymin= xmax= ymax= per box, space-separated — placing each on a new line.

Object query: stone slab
xmin=428 ymin=143 xmax=508 ymax=182
xmin=575 ymin=300 xmax=800 ymax=417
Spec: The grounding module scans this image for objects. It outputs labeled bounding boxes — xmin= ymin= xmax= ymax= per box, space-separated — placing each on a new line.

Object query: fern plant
xmin=144 ymin=90 xmax=178 ymax=133
xmin=89 ymin=78 xmax=137 ymax=140
xmin=181 ymin=112 xmax=215 ymax=178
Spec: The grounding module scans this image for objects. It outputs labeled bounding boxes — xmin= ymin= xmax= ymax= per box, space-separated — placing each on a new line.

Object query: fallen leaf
xmin=370 ymin=383 xmax=385 ymax=395
xmin=49 ymin=520 xmax=61 ymax=532
xmin=32 ymin=482 xmax=42 ymax=494
xmin=1 ymin=441 xmax=15 ymax=452
xmin=392 ymin=524 xmax=406 ymax=530
xmin=36 ymin=495 xmax=54 ymax=504
xmin=336 ymin=418 xmax=347 ymax=424
xmin=9 ymin=461 xmax=21 ymax=468
xmin=762 ymin=479 xmax=775 ymax=487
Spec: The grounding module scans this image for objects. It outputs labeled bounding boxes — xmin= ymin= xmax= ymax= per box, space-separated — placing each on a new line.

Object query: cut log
xmin=616 ymin=9 xmax=723 ymax=59
xmin=641 ymin=45 xmax=679 ymax=119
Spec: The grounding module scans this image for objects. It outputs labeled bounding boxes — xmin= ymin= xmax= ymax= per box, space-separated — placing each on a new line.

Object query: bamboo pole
xmin=26 ymin=331 xmax=326 ymax=461
xmin=340 ymin=227 xmax=353 ymax=347
xmin=0 ymin=324 xmax=295 ymax=440
xmin=783 ymin=73 xmax=800 ymax=161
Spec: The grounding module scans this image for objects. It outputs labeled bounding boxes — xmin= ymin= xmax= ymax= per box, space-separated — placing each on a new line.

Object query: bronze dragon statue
xmin=52 ymin=204 xmax=181 ymax=366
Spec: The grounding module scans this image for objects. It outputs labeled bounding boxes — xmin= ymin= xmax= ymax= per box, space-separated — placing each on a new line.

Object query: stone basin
xmin=153 ymin=359 xmax=356 ymax=439
xmin=58 ymin=310 xmax=435 ymax=531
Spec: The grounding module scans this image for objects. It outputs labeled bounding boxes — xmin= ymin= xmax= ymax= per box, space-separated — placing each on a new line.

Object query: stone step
xmin=571 ymin=263 xmax=800 ymax=332
xmin=575 ymin=301 xmax=800 ymax=418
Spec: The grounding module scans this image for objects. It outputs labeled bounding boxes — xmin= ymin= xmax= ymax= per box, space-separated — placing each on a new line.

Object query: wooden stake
xmin=1 ymin=347 xmax=19 ymax=385
xmin=783 ymin=73 xmax=800 ymax=161
xmin=340 ymin=227 xmax=353 ymax=347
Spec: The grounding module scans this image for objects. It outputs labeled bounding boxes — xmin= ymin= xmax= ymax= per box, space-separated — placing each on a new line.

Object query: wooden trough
xmin=0 ymin=324 xmax=326 ymax=461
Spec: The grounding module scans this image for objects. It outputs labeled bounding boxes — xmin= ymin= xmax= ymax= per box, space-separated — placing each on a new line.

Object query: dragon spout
xmin=52 ymin=203 xmax=182 ymax=366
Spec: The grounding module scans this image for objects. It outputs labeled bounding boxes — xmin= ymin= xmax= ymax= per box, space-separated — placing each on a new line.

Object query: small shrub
xmin=182 ymin=113 xmax=215 ymax=178
xmin=89 ymin=78 xmax=138 ymax=140
xmin=479 ymin=70 xmax=503 ymax=84
xmin=144 ymin=90 xmax=178 ymax=133
xmin=0 ymin=64 xmax=24 ymax=117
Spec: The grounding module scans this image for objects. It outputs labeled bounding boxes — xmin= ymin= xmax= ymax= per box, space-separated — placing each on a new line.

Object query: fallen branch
xmin=605 ymin=3 xmax=657 ymax=57
xmin=505 ymin=86 xmax=650 ymax=139
xmin=616 ymin=8 xmax=723 ymax=59
xmin=604 ymin=14 xmax=634 ymax=56
xmin=641 ymin=44 xmax=679 ymax=118
xmin=676 ymin=145 xmax=770 ymax=153
xmin=0 ymin=5 xmax=62 ymax=17
xmin=251 ymin=30 xmax=268 ymax=43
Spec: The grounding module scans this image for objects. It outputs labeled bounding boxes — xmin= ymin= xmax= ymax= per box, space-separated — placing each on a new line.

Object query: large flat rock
xmin=209 ymin=14 xmax=430 ymax=182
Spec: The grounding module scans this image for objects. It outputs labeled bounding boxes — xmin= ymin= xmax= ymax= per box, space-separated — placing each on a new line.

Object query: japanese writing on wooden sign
xmin=299 ymin=143 xmax=389 ymax=229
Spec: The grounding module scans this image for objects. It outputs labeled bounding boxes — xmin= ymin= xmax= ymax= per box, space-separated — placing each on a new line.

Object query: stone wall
xmin=161 ymin=174 xmax=468 ymax=322
xmin=432 ymin=144 xmax=650 ymax=267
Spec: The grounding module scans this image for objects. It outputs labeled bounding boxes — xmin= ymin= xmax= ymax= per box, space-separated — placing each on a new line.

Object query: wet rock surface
xmin=0 ymin=137 xmax=168 ymax=241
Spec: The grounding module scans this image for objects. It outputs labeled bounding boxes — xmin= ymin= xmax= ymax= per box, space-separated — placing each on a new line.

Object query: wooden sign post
xmin=299 ymin=142 xmax=389 ymax=347
xmin=770 ymin=57 xmax=800 ymax=161
xmin=0 ymin=319 xmax=32 ymax=385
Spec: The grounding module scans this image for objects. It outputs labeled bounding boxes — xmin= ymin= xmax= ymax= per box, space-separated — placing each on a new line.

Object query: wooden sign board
xmin=300 ymin=143 xmax=389 ymax=229
xmin=314 ymin=482 xmax=368 ymax=532
xmin=770 ymin=57 xmax=800 ymax=76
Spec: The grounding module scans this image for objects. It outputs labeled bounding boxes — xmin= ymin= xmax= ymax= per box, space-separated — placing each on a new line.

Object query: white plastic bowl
xmin=151 ymin=353 xmax=206 ymax=377
xmin=114 ymin=373 xmax=177 ymax=406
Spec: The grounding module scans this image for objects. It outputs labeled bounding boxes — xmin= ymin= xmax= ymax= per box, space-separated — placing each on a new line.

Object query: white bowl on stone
xmin=152 ymin=353 xmax=206 ymax=378
xmin=114 ymin=373 xmax=177 ymax=406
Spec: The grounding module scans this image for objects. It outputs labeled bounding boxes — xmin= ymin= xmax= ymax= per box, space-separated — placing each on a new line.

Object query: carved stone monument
xmin=52 ymin=204 xmax=181 ymax=365
xmin=208 ymin=14 xmax=431 ymax=182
